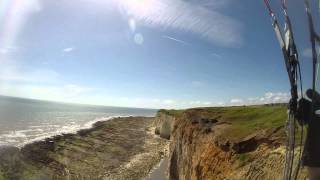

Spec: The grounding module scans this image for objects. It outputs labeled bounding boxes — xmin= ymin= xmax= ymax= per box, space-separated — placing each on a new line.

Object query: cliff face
xmin=153 ymin=110 xmax=176 ymax=140
xmin=156 ymin=106 xmax=307 ymax=180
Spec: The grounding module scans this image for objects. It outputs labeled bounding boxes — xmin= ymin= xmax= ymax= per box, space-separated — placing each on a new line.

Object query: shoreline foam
xmin=0 ymin=116 xmax=168 ymax=180
xmin=0 ymin=115 xmax=127 ymax=148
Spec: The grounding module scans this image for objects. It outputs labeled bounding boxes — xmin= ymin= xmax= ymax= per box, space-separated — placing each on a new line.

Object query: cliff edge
xmin=155 ymin=105 xmax=307 ymax=180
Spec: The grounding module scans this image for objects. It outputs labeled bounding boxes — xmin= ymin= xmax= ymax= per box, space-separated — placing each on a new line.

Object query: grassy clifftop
xmin=158 ymin=109 xmax=184 ymax=117
xmin=159 ymin=104 xmax=287 ymax=141
xmin=163 ymin=104 xmax=303 ymax=180
xmin=204 ymin=105 xmax=287 ymax=140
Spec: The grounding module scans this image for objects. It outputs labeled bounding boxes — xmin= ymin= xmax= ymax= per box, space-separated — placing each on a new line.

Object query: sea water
xmin=0 ymin=96 xmax=157 ymax=147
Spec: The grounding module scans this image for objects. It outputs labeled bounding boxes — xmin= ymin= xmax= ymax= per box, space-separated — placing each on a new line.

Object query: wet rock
xmin=78 ymin=129 xmax=92 ymax=136
xmin=232 ymin=137 xmax=259 ymax=154
xmin=0 ymin=146 xmax=23 ymax=179
xmin=0 ymin=146 xmax=20 ymax=162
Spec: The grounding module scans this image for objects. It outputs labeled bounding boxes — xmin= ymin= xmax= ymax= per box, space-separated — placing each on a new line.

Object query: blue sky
xmin=0 ymin=0 xmax=317 ymax=109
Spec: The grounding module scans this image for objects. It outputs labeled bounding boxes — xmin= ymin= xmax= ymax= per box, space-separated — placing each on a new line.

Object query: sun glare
xmin=118 ymin=0 xmax=159 ymax=18
xmin=122 ymin=0 xmax=153 ymax=13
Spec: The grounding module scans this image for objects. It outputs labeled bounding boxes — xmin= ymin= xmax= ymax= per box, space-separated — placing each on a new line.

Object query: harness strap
xmin=263 ymin=1 xmax=303 ymax=179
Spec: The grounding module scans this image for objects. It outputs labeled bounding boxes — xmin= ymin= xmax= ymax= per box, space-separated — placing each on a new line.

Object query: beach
xmin=0 ymin=116 xmax=169 ymax=179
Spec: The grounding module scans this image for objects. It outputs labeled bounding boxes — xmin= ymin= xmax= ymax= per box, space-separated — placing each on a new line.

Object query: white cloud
xmin=232 ymin=92 xmax=290 ymax=106
xmin=162 ymin=35 xmax=191 ymax=46
xmin=152 ymin=98 xmax=161 ymax=103
xmin=63 ymin=47 xmax=74 ymax=53
xmin=217 ymin=101 xmax=225 ymax=106
xmin=189 ymin=101 xmax=201 ymax=105
xmin=64 ymin=84 xmax=94 ymax=95
xmin=0 ymin=46 xmax=61 ymax=86
xmin=0 ymin=83 xmax=96 ymax=103
xmin=0 ymin=66 xmax=60 ymax=84
xmin=0 ymin=88 xmax=290 ymax=109
xmin=120 ymin=97 xmax=129 ymax=101
xmin=230 ymin=98 xmax=243 ymax=105
xmin=164 ymin=99 xmax=175 ymax=104
xmin=188 ymin=101 xmax=212 ymax=107
xmin=260 ymin=92 xmax=290 ymax=104
xmin=102 ymin=0 xmax=243 ymax=47
xmin=203 ymin=102 xmax=212 ymax=105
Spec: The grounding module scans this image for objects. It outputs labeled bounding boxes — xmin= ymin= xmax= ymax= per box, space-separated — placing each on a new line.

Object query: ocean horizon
xmin=0 ymin=95 xmax=157 ymax=147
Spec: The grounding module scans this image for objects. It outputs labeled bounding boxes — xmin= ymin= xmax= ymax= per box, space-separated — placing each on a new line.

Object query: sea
xmin=0 ymin=95 xmax=157 ymax=147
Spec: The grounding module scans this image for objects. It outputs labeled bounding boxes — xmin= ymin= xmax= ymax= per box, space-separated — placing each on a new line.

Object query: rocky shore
xmin=0 ymin=116 xmax=169 ymax=180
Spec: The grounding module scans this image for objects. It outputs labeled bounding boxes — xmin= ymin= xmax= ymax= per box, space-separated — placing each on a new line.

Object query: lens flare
xmin=0 ymin=0 xmax=41 ymax=48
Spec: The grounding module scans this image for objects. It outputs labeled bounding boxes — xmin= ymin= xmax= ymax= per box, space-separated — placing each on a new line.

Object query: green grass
xmin=159 ymin=104 xmax=288 ymax=140
xmin=220 ymin=105 xmax=287 ymax=138
xmin=158 ymin=109 xmax=184 ymax=117
xmin=0 ymin=170 xmax=4 ymax=180
xmin=237 ymin=153 xmax=254 ymax=167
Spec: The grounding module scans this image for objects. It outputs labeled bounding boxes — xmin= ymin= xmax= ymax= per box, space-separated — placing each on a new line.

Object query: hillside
xmin=154 ymin=104 xmax=307 ymax=180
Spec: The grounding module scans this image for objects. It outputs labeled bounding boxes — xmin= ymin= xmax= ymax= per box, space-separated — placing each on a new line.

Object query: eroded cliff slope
xmin=155 ymin=105 xmax=307 ymax=180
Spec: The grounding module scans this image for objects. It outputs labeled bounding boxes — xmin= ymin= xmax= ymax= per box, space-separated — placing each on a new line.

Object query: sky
xmin=0 ymin=0 xmax=318 ymax=109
